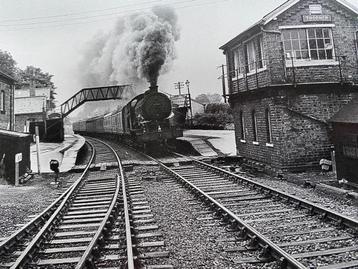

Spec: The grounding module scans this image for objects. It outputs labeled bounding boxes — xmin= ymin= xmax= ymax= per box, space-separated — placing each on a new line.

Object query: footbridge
xmin=60 ymin=85 xmax=133 ymax=117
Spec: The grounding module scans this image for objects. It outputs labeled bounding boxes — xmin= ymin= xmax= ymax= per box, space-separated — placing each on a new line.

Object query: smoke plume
xmin=79 ymin=5 xmax=180 ymax=90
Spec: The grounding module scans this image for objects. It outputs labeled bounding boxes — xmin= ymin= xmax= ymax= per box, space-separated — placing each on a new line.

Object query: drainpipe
xmin=10 ymin=84 xmax=15 ymax=131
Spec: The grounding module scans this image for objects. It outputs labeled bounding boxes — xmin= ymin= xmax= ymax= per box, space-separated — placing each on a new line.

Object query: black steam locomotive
xmin=73 ymin=85 xmax=183 ymax=147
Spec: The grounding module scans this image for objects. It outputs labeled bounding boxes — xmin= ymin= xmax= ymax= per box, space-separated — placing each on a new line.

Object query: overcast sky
xmin=0 ymin=0 xmax=358 ymax=104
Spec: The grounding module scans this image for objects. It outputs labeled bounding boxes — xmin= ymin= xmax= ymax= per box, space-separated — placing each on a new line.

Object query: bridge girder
xmin=60 ymin=85 xmax=133 ymax=117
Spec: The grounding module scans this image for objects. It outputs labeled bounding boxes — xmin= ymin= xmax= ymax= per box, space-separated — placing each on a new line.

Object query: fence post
xmin=35 ymin=126 xmax=41 ymax=175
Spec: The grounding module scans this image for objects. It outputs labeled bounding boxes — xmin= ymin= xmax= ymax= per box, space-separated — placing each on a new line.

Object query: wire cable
xmin=0 ymin=0 xmax=228 ymax=31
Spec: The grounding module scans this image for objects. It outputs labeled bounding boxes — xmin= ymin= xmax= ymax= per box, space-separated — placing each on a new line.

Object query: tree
xmin=192 ymin=102 xmax=233 ymax=129
xmin=0 ymin=49 xmax=57 ymax=110
xmin=195 ymin=94 xmax=210 ymax=104
xmin=0 ymin=50 xmax=18 ymax=77
xmin=206 ymin=93 xmax=223 ymax=103
xmin=205 ymin=103 xmax=232 ymax=114
xmin=195 ymin=93 xmax=223 ymax=104
xmin=17 ymin=66 xmax=56 ymax=109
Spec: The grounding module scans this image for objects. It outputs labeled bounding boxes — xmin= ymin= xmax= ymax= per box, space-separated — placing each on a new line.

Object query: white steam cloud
xmin=79 ymin=5 xmax=180 ymax=91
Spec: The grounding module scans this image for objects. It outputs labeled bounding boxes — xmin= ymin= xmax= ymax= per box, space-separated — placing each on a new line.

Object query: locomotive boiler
xmin=73 ymin=85 xmax=183 ymax=147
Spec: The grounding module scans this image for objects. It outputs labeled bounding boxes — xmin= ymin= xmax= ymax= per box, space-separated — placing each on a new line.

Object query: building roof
xmin=0 ymin=70 xmax=16 ymax=84
xmin=330 ymin=99 xmax=358 ymax=123
xmin=0 ymin=129 xmax=31 ymax=138
xmin=220 ymin=0 xmax=358 ymax=50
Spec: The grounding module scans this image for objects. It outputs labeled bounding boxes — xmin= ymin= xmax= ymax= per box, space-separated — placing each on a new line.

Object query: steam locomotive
xmin=73 ymin=85 xmax=183 ymax=147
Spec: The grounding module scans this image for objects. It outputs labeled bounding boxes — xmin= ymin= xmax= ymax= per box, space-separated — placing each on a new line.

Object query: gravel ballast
xmin=0 ymin=173 xmax=76 ymax=239
xmin=219 ymin=168 xmax=358 ymax=220
xmin=131 ymin=165 xmax=280 ymax=268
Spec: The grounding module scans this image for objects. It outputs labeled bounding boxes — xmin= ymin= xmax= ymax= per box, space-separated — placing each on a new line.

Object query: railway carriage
xmin=72 ymin=120 xmax=86 ymax=133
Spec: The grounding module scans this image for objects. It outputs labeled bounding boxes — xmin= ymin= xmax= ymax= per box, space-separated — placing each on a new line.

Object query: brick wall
xmin=265 ymin=0 xmax=358 ymax=84
xmin=15 ymin=113 xmax=43 ymax=133
xmin=232 ymin=88 xmax=358 ymax=171
xmin=226 ymin=0 xmax=358 ymax=94
xmin=0 ymin=81 xmax=11 ymax=130
xmin=232 ymin=96 xmax=285 ymax=169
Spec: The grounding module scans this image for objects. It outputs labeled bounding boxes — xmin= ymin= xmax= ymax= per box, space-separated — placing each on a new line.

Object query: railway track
xmin=143 ymin=152 xmax=358 ymax=269
xmin=0 ymin=138 xmax=134 ymax=269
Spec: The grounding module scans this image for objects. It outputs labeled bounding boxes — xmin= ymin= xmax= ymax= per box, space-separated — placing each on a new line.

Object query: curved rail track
xmin=0 ymin=138 xmax=134 ymax=269
xmin=144 ymin=152 xmax=358 ymax=269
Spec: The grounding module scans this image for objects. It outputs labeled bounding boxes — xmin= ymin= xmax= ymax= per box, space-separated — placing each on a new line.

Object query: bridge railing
xmin=60 ymin=85 xmax=133 ymax=117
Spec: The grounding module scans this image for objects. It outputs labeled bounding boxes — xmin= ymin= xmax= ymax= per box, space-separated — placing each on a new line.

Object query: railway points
xmin=1 ymin=134 xmax=358 ymax=268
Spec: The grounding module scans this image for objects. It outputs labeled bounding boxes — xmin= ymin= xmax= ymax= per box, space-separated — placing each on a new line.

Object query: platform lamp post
xmin=185 ymin=80 xmax=193 ymax=127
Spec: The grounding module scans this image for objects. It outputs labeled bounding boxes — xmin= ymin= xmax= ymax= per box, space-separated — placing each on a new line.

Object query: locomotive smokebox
xmin=135 ymin=85 xmax=171 ymax=121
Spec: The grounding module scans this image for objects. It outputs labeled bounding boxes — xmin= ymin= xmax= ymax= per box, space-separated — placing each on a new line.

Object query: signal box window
xmin=244 ymin=37 xmax=265 ymax=72
xmin=282 ymin=28 xmax=334 ymax=62
xmin=251 ymin=110 xmax=258 ymax=142
xmin=0 ymin=90 xmax=5 ymax=114
xmin=265 ymin=108 xmax=272 ymax=143
xmin=239 ymin=110 xmax=245 ymax=141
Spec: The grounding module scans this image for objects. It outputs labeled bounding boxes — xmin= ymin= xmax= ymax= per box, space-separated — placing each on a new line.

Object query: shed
xmin=0 ymin=129 xmax=32 ymax=184
xmin=330 ymin=99 xmax=358 ymax=184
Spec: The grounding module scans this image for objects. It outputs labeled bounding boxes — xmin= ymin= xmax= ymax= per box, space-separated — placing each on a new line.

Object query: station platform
xmin=30 ymin=134 xmax=85 ymax=173
xmin=179 ymin=129 xmax=236 ymax=157
xmin=178 ymin=137 xmax=218 ymax=157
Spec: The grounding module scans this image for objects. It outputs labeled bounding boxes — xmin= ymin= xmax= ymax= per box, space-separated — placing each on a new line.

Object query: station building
xmin=220 ymin=0 xmax=358 ymax=172
xmin=0 ymin=71 xmax=32 ymax=184
xmin=14 ymin=87 xmax=50 ymax=132
xmin=0 ymin=70 xmax=15 ymax=130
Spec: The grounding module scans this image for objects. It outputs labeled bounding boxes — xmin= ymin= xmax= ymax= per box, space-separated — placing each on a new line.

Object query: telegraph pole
xmin=185 ymin=80 xmax=193 ymax=127
xmin=217 ymin=64 xmax=227 ymax=103
xmin=174 ymin=82 xmax=184 ymax=95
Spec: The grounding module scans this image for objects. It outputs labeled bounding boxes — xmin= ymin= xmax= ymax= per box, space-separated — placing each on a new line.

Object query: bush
xmin=193 ymin=111 xmax=233 ymax=130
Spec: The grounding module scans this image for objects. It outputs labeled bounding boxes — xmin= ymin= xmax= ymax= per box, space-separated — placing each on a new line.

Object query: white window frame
xmin=246 ymin=40 xmax=256 ymax=72
xmin=252 ymin=110 xmax=258 ymax=143
xmin=233 ymin=49 xmax=242 ymax=78
xmin=257 ymin=36 xmax=266 ymax=69
xmin=239 ymin=110 xmax=246 ymax=142
xmin=281 ymin=26 xmax=338 ymax=67
xmin=265 ymin=108 xmax=272 ymax=144
xmin=0 ymin=90 xmax=4 ymax=113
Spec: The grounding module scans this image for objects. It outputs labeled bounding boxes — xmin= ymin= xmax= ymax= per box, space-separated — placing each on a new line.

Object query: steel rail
xmin=193 ymin=159 xmax=358 ymax=231
xmin=121 ymin=157 xmax=135 ymax=269
xmin=0 ymin=185 xmax=72 ymax=254
xmin=153 ymin=158 xmax=306 ymax=269
xmin=9 ymin=141 xmax=97 ymax=269
xmin=0 ymin=141 xmax=94 ymax=257
xmin=76 ymin=138 xmax=134 ymax=269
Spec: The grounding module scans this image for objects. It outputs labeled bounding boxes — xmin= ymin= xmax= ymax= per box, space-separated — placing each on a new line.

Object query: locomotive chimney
xmin=149 ymin=81 xmax=158 ymax=92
